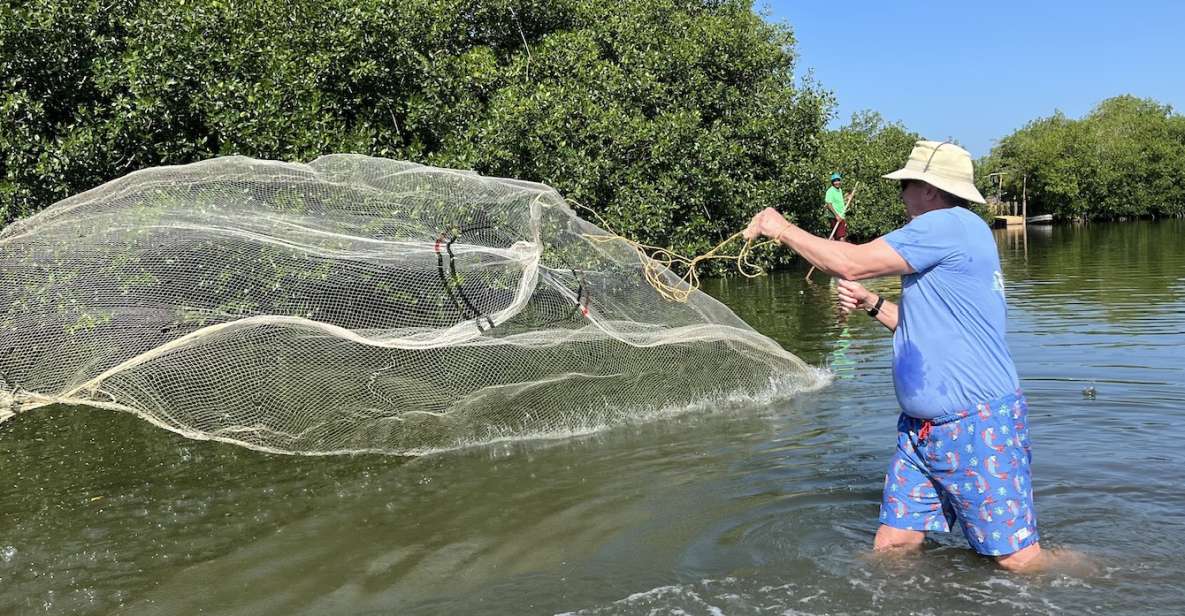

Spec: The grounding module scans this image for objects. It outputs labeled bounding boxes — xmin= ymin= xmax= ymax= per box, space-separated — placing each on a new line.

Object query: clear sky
xmin=761 ymin=1 xmax=1185 ymax=157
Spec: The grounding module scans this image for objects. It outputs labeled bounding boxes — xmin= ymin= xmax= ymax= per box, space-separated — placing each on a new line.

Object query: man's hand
xmin=743 ymin=207 xmax=792 ymax=241
xmin=836 ymin=279 xmax=872 ymax=314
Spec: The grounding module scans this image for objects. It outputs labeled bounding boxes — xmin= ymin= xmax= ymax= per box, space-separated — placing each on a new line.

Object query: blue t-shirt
xmin=882 ymin=207 xmax=1019 ymax=419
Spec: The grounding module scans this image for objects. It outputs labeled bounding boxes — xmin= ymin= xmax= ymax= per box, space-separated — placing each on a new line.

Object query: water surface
xmin=2 ymin=220 xmax=1184 ymax=614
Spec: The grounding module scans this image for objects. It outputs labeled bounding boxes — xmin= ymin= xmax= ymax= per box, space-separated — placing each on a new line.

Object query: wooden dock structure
xmin=993 ymin=214 xmax=1025 ymax=227
xmin=986 ymin=171 xmax=1035 ymax=228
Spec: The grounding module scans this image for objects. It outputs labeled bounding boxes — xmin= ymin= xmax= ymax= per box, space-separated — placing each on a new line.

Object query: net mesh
xmin=0 ymin=155 xmax=825 ymax=455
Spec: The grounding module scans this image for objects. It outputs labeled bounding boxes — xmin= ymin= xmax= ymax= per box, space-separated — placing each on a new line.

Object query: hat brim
xmin=883 ymin=169 xmax=986 ymax=204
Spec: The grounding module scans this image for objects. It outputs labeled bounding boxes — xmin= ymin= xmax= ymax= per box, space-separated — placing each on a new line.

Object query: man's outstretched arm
xmin=743 ymin=207 xmax=912 ymax=280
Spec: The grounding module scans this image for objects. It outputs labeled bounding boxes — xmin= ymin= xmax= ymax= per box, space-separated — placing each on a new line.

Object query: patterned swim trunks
xmin=880 ymin=391 xmax=1040 ymax=556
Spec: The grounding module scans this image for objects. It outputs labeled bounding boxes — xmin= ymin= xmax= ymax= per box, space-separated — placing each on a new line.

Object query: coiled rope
xmin=568 ymin=200 xmax=784 ymax=303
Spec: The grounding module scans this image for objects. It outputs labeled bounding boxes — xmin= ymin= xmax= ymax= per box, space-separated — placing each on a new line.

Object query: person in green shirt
xmin=825 ymin=172 xmax=849 ymax=242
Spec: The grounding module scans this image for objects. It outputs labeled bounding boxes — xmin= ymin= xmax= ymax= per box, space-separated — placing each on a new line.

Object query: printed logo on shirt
xmin=993 ymin=271 xmax=1006 ymax=297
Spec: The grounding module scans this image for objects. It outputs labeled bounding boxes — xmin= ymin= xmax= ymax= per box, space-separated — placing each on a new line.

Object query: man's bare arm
xmin=742 ymin=207 xmax=911 ymax=280
xmin=776 ymin=225 xmax=911 ymax=280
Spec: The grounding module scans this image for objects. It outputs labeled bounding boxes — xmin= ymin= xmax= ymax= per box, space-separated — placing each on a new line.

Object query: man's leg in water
xmin=997 ymin=542 xmax=1095 ymax=574
xmin=877 ymin=415 xmax=956 ymax=548
xmin=884 ymin=395 xmax=1076 ymax=572
xmin=874 ymin=524 xmax=924 ymax=551
xmin=996 ymin=542 xmax=1042 ymax=570
xmin=875 ymin=528 xmax=1069 ymax=573
xmin=875 ymin=524 xmax=1063 ymax=571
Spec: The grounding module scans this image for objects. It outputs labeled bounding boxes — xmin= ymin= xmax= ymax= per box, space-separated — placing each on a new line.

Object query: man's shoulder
xmin=908 ymin=207 xmax=984 ymax=231
xmin=885 ymin=207 xmax=994 ymax=272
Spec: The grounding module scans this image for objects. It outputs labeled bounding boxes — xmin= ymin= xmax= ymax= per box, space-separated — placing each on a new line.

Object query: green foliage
xmin=1 ymin=0 xmax=835 ymax=273
xmin=978 ymin=95 xmax=1185 ymax=220
xmin=813 ymin=111 xmax=918 ymax=240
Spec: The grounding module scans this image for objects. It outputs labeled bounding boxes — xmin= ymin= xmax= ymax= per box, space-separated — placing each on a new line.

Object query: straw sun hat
xmin=882 ymin=140 xmax=986 ymax=204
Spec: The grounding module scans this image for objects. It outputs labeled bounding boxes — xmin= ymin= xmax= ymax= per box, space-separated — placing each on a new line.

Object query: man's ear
xmin=921 ymin=182 xmax=940 ymax=201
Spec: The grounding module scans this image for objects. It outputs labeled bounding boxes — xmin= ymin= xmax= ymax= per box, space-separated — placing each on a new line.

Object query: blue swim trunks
xmin=880 ymin=391 xmax=1040 ymax=556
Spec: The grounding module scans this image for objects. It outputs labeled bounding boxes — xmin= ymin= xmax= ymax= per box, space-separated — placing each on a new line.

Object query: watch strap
xmin=866 ymin=295 xmax=885 ymax=317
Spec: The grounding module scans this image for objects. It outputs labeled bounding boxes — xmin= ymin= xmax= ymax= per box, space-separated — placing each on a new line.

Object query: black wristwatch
xmin=866 ymin=295 xmax=885 ymax=317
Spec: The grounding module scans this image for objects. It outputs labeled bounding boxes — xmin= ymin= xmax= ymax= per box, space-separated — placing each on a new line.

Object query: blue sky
xmin=761 ymin=1 xmax=1185 ymax=157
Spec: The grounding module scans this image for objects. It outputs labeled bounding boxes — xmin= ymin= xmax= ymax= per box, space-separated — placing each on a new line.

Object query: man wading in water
xmin=743 ymin=140 xmax=1066 ymax=571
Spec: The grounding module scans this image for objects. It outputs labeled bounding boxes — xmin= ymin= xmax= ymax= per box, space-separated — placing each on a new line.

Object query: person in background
xmin=825 ymin=172 xmax=849 ymax=242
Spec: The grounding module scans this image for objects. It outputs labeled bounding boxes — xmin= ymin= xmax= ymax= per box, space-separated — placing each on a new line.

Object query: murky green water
xmin=3 ymin=220 xmax=1185 ymax=615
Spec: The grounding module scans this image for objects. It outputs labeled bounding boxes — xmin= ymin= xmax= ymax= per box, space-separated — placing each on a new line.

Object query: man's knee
xmin=874 ymin=524 xmax=925 ymax=551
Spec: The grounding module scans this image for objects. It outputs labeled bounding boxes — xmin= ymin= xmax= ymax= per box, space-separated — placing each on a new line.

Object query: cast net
xmin=0 ymin=155 xmax=825 ymax=455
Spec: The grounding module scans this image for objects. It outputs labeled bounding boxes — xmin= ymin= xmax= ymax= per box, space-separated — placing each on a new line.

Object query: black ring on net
xmin=438 ymin=221 xmax=592 ymax=331
xmin=434 ymin=219 xmax=594 ymax=332
xmin=435 ymin=223 xmax=502 ymax=333
xmin=536 ymin=268 xmax=589 ymax=326
xmin=367 ymin=221 xmax=593 ymax=410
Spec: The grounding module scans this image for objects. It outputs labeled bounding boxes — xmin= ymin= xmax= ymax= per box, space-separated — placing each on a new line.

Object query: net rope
xmin=568 ymin=200 xmax=777 ymax=303
xmin=0 ymin=155 xmax=826 ymax=455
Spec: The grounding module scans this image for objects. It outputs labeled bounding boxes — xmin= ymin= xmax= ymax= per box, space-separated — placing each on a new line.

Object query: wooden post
xmin=1022 ymin=174 xmax=1028 ymax=222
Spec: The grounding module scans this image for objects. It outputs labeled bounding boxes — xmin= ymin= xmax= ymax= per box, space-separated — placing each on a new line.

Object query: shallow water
xmin=3 ymin=220 xmax=1185 ymax=615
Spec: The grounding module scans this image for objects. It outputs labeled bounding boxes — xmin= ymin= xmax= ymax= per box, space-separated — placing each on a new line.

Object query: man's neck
xmin=908 ymin=202 xmax=956 ymax=219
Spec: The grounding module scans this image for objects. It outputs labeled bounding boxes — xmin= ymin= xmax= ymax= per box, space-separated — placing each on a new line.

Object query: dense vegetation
xmin=4 ymin=0 xmax=921 ymax=273
xmin=39 ymin=0 xmax=1173 ymax=272
xmin=978 ymin=96 xmax=1185 ymax=220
